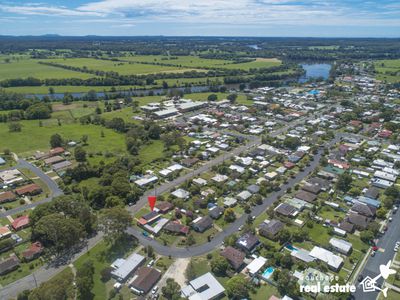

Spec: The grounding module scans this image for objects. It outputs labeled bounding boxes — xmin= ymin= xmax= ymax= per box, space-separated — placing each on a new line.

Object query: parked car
xmin=371 ymin=251 xmax=376 ymax=257
xmin=358 ymin=275 xmax=364 ymax=282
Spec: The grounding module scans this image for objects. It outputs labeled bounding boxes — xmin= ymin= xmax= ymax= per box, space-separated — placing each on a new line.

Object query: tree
xmin=277 ymin=229 xmax=291 ymax=244
xmin=210 ymin=255 xmax=229 ymax=276
xmin=275 ymin=269 xmax=300 ymax=298
xmin=81 ymin=135 xmax=89 ymax=145
xmin=162 ymin=278 xmax=181 ymax=300
xmin=32 ymin=213 xmax=86 ymax=256
xmin=226 ymin=276 xmax=251 ymax=299
xmin=25 ymin=103 xmax=51 ymax=120
xmin=148 ymin=124 xmax=162 ymax=139
xmin=74 ymin=146 xmax=87 ymax=162
xmin=227 ymin=93 xmax=238 ymax=103
xmin=186 ymin=260 xmax=197 ymax=281
xmin=224 ymin=208 xmax=236 ymax=222
xmin=50 ymin=133 xmax=63 ymax=148
xmin=76 ymin=260 xmax=95 ymax=300
xmin=376 ymin=208 xmax=388 ymax=219
xmin=207 ymin=94 xmax=218 ymax=101
xmin=98 ymin=207 xmax=132 ymax=244
xmin=29 ymin=268 xmax=74 ymax=300
xmin=8 ymin=122 xmax=22 ymax=132
xmin=360 ymin=230 xmax=374 ymax=243
xmin=336 ymin=173 xmax=353 ymax=193
xmin=283 ymin=136 xmax=301 ymax=150
xmin=385 ymin=186 xmax=399 ymax=199
xmin=186 ymin=234 xmax=196 ymax=246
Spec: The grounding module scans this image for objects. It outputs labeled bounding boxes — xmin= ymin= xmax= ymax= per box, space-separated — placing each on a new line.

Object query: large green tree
xmin=98 ymin=207 xmax=132 ymax=244
xmin=226 ymin=276 xmax=251 ymax=299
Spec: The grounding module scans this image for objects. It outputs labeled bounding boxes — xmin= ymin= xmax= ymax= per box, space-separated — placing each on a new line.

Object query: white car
xmin=152 ymin=286 xmax=159 ymax=294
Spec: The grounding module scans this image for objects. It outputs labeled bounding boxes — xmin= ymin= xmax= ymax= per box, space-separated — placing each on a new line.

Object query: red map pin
xmin=148 ymin=196 xmax=157 ymax=211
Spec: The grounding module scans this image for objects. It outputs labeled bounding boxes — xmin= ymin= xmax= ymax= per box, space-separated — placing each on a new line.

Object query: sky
xmin=0 ymin=0 xmax=399 ymax=37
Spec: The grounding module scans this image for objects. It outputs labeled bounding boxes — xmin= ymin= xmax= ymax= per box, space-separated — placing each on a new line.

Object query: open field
xmin=119 ymin=55 xmax=281 ymax=70
xmin=47 ymin=58 xmax=199 ymax=75
xmin=374 ymin=59 xmax=400 ymax=83
xmin=0 ymin=59 xmax=94 ymax=81
xmin=0 ymin=121 xmax=127 ymax=158
xmin=119 ymin=55 xmax=235 ymax=68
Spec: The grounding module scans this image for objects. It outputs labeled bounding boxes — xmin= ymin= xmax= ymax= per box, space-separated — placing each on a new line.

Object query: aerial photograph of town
xmin=0 ymin=1 xmax=399 ymax=300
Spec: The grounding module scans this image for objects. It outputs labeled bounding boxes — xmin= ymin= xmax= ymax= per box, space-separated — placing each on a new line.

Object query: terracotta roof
xmin=15 ymin=184 xmax=42 ymax=196
xmin=11 ymin=215 xmax=29 ymax=230
xmin=0 ymin=191 xmax=16 ymax=203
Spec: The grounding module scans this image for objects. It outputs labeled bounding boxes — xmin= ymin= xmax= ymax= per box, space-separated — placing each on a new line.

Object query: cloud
xmin=0 ymin=0 xmax=399 ymax=28
xmin=0 ymin=3 xmax=103 ymax=17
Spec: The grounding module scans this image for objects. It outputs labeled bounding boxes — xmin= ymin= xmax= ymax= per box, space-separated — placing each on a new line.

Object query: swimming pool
xmin=262 ymin=267 xmax=275 ymax=280
xmin=285 ymin=244 xmax=299 ymax=252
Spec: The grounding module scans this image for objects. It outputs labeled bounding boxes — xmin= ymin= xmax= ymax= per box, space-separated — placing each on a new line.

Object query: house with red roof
xmin=378 ymin=130 xmax=392 ymax=138
xmin=22 ymin=242 xmax=44 ymax=261
xmin=11 ymin=215 xmax=29 ymax=231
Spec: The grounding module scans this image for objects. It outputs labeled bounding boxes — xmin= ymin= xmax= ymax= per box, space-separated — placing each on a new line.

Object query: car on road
xmin=371 ymin=251 xmax=376 ymax=257
xmin=152 ymin=286 xmax=158 ymax=294
xmin=238 ymin=225 xmax=243 ymax=231
xmin=372 ymin=246 xmax=379 ymax=251
xmin=389 ymin=217 xmax=393 ymax=222
xmin=358 ymin=275 xmax=364 ymax=282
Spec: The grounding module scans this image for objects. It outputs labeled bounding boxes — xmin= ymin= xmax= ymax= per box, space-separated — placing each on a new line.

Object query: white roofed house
xmin=237 ymin=190 xmax=252 ymax=202
xmin=329 ymin=238 xmax=352 ymax=255
xmin=110 ymin=253 xmax=146 ymax=282
xmin=181 ymin=272 xmax=225 ymax=300
xmin=171 ymin=188 xmax=190 ymax=200
xmin=309 ymin=246 xmax=343 ymax=271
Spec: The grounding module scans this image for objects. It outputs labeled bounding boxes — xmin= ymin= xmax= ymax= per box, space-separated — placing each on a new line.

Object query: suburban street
xmin=0 ymin=159 xmax=63 ymax=218
xmin=352 ymin=209 xmax=400 ymax=300
xmin=126 ymin=133 xmax=341 ymax=257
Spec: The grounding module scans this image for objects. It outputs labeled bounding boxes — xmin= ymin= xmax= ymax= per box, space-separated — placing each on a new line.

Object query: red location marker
xmin=148 ymin=196 xmax=157 ymax=211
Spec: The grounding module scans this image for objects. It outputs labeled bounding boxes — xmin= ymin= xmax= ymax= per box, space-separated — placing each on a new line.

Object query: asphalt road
xmin=0 ymin=159 xmax=63 ymax=218
xmin=352 ymin=210 xmax=400 ymax=300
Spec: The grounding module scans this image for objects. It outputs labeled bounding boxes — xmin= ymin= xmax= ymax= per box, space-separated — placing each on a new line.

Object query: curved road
xmin=0 ymin=159 xmax=63 ymax=218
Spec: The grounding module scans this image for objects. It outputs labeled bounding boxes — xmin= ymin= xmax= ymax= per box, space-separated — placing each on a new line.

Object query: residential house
xmin=274 ymin=203 xmax=298 ymax=217
xmin=130 ymin=267 xmax=161 ymax=295
xmin=0 ymin=255 xmax=19 ymax=275
xmin=0 ymin=191 xmax=16 ymax=203
xmin=258 ymin=219 xmax=284 ymax=240
xmin=346 ymin=213 xmax=370 ymax=230
xmin=309 ymin=246 xmax=343 ymax=271
xmin=237 ymin=190 xmax=252 ymax=201
xmin=209 ymin=206 xmax=224 ymax=220
xmin=111 ymin=253 xmax=146 ymax=282
xmin=350 ymin=202 xmax=376 ymax=217
xmin=181 ymin=272 xmax=225 ymax=300
xmin=15 ymin=184 xmax=42 ymax=196
xmin=220 ymin=246 xmax=245 ymax=271
xmin=236 ymin=233 xmax=259 ymax=253
xmin=192 ymin=216 xmax=213 ymax=233
xmin=246 ymin=256 xmax=267 ymax=276
xmin=164 ymin=221 xmax=190 ymax=236
xmin=294 ymin=190 xmax=317 ymax=203
xmin=0 ymin=226 xmax=11 ymax=239
xmin=155 ymin=202 xmax=174 ymax=214
xmin=329 ymin=238 xmax=352 ymax=255
xmin=22 ymin=242 xmax=43 ymax=261
xmin=11 ymin=215 xmax=29 ymax=231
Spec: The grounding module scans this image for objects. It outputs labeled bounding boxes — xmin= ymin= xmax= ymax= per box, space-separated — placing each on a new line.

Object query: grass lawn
xmin=0 ymin=59 xmax=94 ymax=81
xmin=73 ymin=237 xmax=138 ymax=300
xmin=47 ymin=58 xmax=198 ymax=75
xmin=0 ymin=121 xmax=127 ymax=158
xmin=138 ymin=140 xmax=166 ymax=166
xmin=250 ymin=284 xmax=280 ymax=300
xmin=304 ymin=223 xmax=331 ymax=247
xmin=374 ymin=59 xmax=400 ymax=83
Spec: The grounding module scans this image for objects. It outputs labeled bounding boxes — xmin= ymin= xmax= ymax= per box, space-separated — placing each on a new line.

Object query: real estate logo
xmin=359 ymin=260 xmax=396 ymax=298
xmin=300 ymin=260 xmax=396 ymax=297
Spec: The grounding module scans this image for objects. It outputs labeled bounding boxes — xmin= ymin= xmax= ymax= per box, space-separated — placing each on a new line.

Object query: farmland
xmin=47 ymin=58 xmax=199 ymax=75
xmin=374 ymin=59 xmax=400 ymax=83
xmin=0 ymin=58 xmax=94 ymax=80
